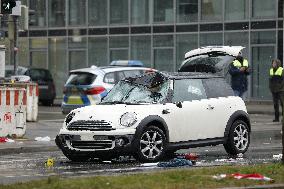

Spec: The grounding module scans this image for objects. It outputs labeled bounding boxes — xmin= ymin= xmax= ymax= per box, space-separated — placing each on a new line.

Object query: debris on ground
xmin=273 ymin=154 xmax=283 ymax=160
xmin=44 ymin=158 xmax=54 ymax=167
xmin=35 ymin=136 xmax=51 ymax=142
xmin=176 ymin=153 xmax=199 ymax=161
xmin=140 ymin=163 xmax=159 ymax=167
xmin=157 ymin=158 xmax=193 ymax=167
xmin=0 ymin=137 xmax=15 ymax=143
xmin=213 ymin=173 xmax=274 ymax=182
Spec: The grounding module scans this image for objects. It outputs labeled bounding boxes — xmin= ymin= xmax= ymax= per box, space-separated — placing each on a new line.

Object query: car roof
xmin=69 ymin=66 xmax=150 ymax=75
xmin=184 ymin=46 xmax=245 ymax=59
xmin=161 ymin=72 xmax=223 ymax=79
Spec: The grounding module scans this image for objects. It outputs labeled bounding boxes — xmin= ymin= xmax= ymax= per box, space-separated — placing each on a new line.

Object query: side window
xmin=103 ymin=72 xmax=116 ymax=84
xmin=172 ymin=79 xmax=207 ymax=102
xmin=202 ymin=78 xmax=234 ymax=98
xmin=116 ymin=71 xmax=126 ymax=84
xmin=123 ymin=70 xmax=143 ymax=78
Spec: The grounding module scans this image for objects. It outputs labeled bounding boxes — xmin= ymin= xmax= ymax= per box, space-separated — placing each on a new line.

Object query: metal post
xmin=13 ymin=16 xmax=17 ymax=74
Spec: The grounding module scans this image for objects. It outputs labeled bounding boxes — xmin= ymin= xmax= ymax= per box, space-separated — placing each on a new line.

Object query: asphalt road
xmin=0 ymin=106 xmax=282 ymax=185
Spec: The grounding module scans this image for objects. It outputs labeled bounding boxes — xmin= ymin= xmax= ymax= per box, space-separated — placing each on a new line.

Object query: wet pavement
xmin=0 ymin=106 xmax=282 ymax=185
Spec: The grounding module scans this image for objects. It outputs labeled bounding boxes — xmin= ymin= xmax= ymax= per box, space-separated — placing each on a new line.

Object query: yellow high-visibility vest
xmin=232 ymin=59 xmax=249 ymax=68
xmin=270 ymin=67 xmax=283 ymax=76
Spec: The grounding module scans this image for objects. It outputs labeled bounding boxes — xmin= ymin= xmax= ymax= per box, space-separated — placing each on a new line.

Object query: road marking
xmin=40 ymin=119 xmax=64 ymax=122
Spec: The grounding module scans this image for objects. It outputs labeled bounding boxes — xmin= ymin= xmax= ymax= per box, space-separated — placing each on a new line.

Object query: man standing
xmin=229 ymin=52 xmax=249 ymax=98
xmin=269 ymin=59 xmax=284 ymax=122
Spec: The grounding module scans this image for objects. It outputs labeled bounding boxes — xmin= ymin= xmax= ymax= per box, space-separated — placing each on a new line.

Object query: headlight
xmin=65 ymin=111 xmax=75 ymax=125
xmin=120 ymin=112 xmax=137 ymax=127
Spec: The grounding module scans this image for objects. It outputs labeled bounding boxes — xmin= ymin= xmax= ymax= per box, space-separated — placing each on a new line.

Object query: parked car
xmin=5 ymin=66 xmax=56 ymax=106
xmin=56 ymin=71 xmax=251 ymax=162
xmin=61 ymin=65 xmax=155 ymax=114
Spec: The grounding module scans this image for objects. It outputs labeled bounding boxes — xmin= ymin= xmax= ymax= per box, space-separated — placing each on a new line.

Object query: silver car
xmin=61 ymin=65 xmax=155 ymax=114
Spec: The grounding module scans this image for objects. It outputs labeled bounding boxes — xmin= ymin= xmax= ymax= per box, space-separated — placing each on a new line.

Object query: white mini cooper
xmin=56 ymin=72 xmax=250 ymax=162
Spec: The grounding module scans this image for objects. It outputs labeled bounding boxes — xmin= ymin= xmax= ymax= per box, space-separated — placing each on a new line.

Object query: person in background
xmin=269 ymin=59 xmax=284 ymax=122
xmin=229 ymin=52 xmax=250 ymax=99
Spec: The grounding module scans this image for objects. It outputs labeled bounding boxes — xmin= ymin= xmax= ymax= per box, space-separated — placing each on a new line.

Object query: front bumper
xmin=56 ymin=132 xmax=135 ymax=154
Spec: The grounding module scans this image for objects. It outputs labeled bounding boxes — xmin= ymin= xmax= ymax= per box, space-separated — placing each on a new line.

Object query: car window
xmin=116 ymin=71 xmax=126 ymax=83
xmin=104 ymin=72 xmax=116 ymax=84
xmin=172 ymin=79 xmax=207 ymax=102
xmin=202 ymin=78 xmax=234 ymax=98
xmin=66 ymin=72 xmax=97 ymax=85
xmin=123 ymin=70 xmax=143 ymax=78
xmin=26 ymin=69 xmax=53 ymax=81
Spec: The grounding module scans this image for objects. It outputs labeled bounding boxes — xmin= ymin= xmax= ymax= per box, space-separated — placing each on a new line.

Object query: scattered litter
xmin=273 ymin=154 xmax=283 ymax=160
xmin=140 ymin=163 xmax=159 ymax=167
xmin=237 ymin=153 xmax=243 ymax=158
xmin=176 ymin=153 xmax=199 ymax=161
xmin=35 ymin=136 xmax=51 ymax=142
xmin=158 ymin=158 xmax=193 ymax=167
xmin=0 ymin=137 xmax=15 ymax=143
xmin=263 ymin=143 xmax=271 ymax=145
xmin=45 ymin=158 xmax=54 ymax=167
xmin=213 ymin=173 xmax=274 ymax=182
xmin=6 ymin=138 xmax=15 ymax=143
xmin=215 ymin=158 xmax=243 ymax=163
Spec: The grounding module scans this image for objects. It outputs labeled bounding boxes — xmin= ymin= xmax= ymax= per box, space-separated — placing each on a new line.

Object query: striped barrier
xmin=26 ymin=83 xmax=38 ymax=122
xmin=0 ymin=87 xmax=26 ymax=137
xmin=0 ymin=82 xmax=38 ymax=122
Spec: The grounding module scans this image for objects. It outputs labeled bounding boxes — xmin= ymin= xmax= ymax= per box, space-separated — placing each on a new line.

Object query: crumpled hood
xmin=68 ymin=104 xmax=165 ymax=128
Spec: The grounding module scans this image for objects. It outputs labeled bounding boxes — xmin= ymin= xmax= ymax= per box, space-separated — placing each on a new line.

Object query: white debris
xmin=212 ymin=174 xmax=227 ymax=180
xmin=273 ymin=154 xmax=283 ymax=160
xmin=215 ymin=158 xmax=243 ymax=163
xmin=35 ymin=136 xmax=51 ymax=142
xmin=237 ymin=153 xmax=243 ymax=158
xmin=6 ymin=139 xmax=15 ymax=143
xmin=140 ymin=163 xmax=159 ymax=167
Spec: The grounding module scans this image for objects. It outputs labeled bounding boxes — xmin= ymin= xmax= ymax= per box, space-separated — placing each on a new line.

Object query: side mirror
xmin=176 ymin=101 xmax=182 ymax=108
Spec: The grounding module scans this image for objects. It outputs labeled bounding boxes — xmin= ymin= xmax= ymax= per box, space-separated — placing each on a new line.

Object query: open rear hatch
xmin=178 ymin=46 xmax=245 ymax=76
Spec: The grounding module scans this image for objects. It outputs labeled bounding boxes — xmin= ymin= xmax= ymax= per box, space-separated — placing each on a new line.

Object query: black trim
xmin=167 ymin=137 xmax=225 ymax=150
xmin=48 ymin=29 xmax=67 ymax=36
xmin=134 ymin=115 xmax=169 ymax=143
xmin=109 ymin=27 xmax=129 ymax=34
xmin=176 ymin=25 xmax=198 ymax=32
xmin=225 ymin=22 xmax=249 ymax=30
xmin=200 ymin=23 xmax=223 ymax=31
xmin=153 ymin=25 xmax=174 ymax=33
xmin=131 ymin=27 xmax=151 ymax=34
xmin=251 ymin=21 xmax=276 ymax=29
xmin=224 ymin=110 xmax=251 ymax=138
xmin=29 ymin=30 xmax=47 ymax=37
xmin=89 ymin=28 xmax=108 ymax=35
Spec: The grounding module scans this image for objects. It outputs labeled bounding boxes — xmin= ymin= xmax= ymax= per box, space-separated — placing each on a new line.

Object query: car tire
xmin=223 ymin=120 xmax=250 ymax=155
xmin=61 ymin=148 xmax=90 ymax=162
xmin=134 ymin=125 xmax=167 ymax=163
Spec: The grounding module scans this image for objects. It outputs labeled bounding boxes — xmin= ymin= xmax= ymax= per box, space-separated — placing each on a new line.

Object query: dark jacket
xmin=229 ymin=61 xmax=249 ymax=92
xmin=269 ymin=68 xmax=284 ymax=93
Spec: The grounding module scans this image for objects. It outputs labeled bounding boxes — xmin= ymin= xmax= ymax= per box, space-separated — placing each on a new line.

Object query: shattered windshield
xmin=101 ymin=80 xmax=170 ymax=104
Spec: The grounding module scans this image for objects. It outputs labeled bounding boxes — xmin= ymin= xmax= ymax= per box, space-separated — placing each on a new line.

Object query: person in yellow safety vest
xmin=229 ymin=52 xmax=250 ymax=99
xmin=269 ymin=59 xmax=284 ymax=122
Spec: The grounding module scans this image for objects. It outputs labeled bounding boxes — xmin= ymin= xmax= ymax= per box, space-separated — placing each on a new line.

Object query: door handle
xmin=207 ymin=105 xmax=214 ymax=110
xmin=162 ymin=109 xmax=171 ymax=114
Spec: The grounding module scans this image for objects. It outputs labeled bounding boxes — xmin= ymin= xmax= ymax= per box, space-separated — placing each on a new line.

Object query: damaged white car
xmin=56 ymin=72 xmax=250 ymax=162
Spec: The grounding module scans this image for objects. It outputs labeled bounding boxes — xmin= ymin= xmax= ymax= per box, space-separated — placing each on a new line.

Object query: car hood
xmin=68 ymin=104 xmax=166 ymax=128
xmin=179 ymin=46 xmax=245 ymax=75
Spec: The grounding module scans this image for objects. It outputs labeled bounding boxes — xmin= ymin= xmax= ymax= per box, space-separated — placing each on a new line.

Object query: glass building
xmin=0 ymin=0 xmax=283 ymax=100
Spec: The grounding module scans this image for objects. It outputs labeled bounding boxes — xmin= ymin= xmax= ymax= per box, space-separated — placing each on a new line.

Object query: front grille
xmin=67 ymin=120 xmax=114 ymax=131
xmin=70 ymin=140 xmax=113 ymax=149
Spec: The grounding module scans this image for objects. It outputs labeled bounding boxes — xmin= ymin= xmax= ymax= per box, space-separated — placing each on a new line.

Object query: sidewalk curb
xmin=248 ymin=111 xmax=274 ymax=115
xmin=0 ymin=146 xmax=59 ymax=155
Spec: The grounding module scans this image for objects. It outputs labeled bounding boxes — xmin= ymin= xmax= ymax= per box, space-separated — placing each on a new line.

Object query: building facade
xmin=0 ymin=0 xmax=283 ymax=100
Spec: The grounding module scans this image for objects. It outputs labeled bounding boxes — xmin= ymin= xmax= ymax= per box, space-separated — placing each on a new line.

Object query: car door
xmin=166 ymin=79 xmax=211 ymax=142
